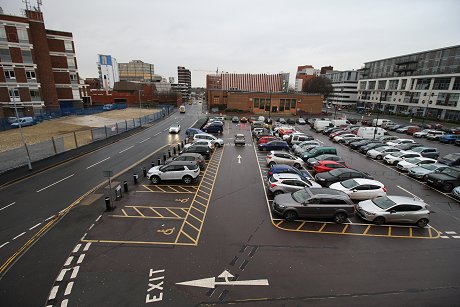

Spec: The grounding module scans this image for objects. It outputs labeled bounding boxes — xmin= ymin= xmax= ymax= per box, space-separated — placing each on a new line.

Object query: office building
xmin=357 ymin=45 xmax=460 ymax=120
xmin=118 ymin=60 xmax=155 ymax=82
xmin=295 ymin=65 xmax=318 ymax=92
xmin=0 ymin=7 xmax=82 ymax=118
xmin=207 ymin=73 xmax=289 ymax=92
xmin=324 ymin=70 xmax=361 ymax=107
xmin=177 ymin=66 xmax=191 ymax=97
xmin=97 ymin=54 xmax=119 ymax=90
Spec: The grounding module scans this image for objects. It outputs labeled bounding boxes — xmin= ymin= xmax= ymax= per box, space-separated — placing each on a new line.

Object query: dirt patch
xmin=0 ymin=108 xmax=159 ymax=153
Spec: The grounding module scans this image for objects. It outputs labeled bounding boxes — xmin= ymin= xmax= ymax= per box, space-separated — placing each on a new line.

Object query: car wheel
xmin=182 ymin=175 xmax=193 ymax=184
xmin=416 ymin=218 xmax=429 ymax=228
xmin=150 ymin=176 xmax=161 ymax=184
xmin=273 ymin=190 xmax=283 ymax=196
xmin=268 ymin=161 xmax=276 ymax=167
xmin=293 ymin=163 xmax=301 ymax=169
xmin=376 ymin=155 xmax=382 ymax=160
xmin=283 ymin=210 xmax=298 ymax=222
xmin=373 ymin=216 xmax=385 ymax=225
xmin=442 ymin=183 xmax=453 ymax=192
xmin=333 ymin=212 xmax=347 ymax=224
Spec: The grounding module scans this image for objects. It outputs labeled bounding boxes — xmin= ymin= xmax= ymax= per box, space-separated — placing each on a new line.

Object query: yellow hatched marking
xmin=200 ymin=184 xmax=212 ymax=191
xmin=155 ymin=186 xmax=167 ymax=192
xmin=133 ymin=207 xmax=145 ymax=217
xmin=428 ymin=227 xmax=432 ymax=238
xmin=176 ymin=186 xmax=193 ymax=192
xmin=206 ymin=165 xmax=218 ymax=172
xmin=296 ymin=222 xmax=306 ymax=231
xmin=194 ymin=200 xmax=207 ymax=208
xmin=341 ymin=224 xmax=349 ymax=233
xmin=275 ymin=220 xmax=284 ymax=226
xmin=201 ymin=177 xmax=214 ymax=185
xmin=149 ymin=207 xmax=162 ymax=217
xmin=142 ymin=185 xmax=155 ymax=192
xmin=166 ymin=208 xmax=181 ymax=218
xmin=121 ymin=209 xmax=128 ymax=217
xmin=188 ymin=212 xmax=202 ymax=223
xmin=180 ymin=208 xmax=189 ymax=214
xmin=363 ymin=225 xmax=372 ymax=235
xmin=409 ymin=227 xmax=413 ymax=237
xmin=318 ymin=223 xmax=327 ymax=232
xmin=179 ymin=230 xmax=197 ymax=244
xmin=388 ymin=226 xmax=392 ymax=236
xmin=185 ymin=220 xmax=200 ymax=232
xmin=191 ymin=205 xmax=205 ymax=215
xmin=168 ymin=186 xmax=180 ymax=192
xmin=110 ymin=215 xmax=183 ymax=220
xmin=199 ymin=190 xmax=210 ymax=196
xmin=196 ymin=194 xmax=208 ymax=202
xmin=82 ymin=239 xmax=195 ymax=246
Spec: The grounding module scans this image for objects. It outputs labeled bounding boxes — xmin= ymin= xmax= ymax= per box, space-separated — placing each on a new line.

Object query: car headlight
xmin=436 ymin=179 xmax=442 ymax=183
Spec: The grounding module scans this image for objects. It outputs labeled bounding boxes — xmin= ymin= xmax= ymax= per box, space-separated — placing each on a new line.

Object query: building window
xmin=378 ymin=80 xmax=386 ymax=90
xmin=453 ymin=77 xmax=460 ymax=90
xmin=279 ymin=100 xmax=285 ymax=112
xmin=388 ymin=80 xmax=398 ymax=90
xmin=253 ymin=98 xmax=260 ymax=108
xmin=265 ymin=99 xmax=271 ymax=111
xmin=70 ymin=74 xmax=78 ymax=84
xmin=72 ymin=89 xmax=80 ymax=99
xmin=284 ymin=99 xmax=290 ymax=110
xmin=30 ymin=89 xmax=41 ymax=101
xmin=17 ymin=28 xmax=29 ymax=43
xmin=26 ymin=70 xmax=36 ymax=80
xmin=415 ymin=78 xmax=431 ymax=90
xmin=0 ymin=27 xmax=6 ymax=42
xmin=368 ymin=81 xmax=376 ymax=90
xmin=67 ymin=57 xmax=75 ymax=68
xmin=212 ymin=97 xmax=219 ymax=104
xmin=4 ymin=70 xmax=16 ymax=79
xmin=21 ymin=50 xmax=33 ymax=63
xmin=0 ymin=48 xmax=12 ymax=62
xmin=290 ymin=99 xmax=296 ymax=109
xmin=260 ymin=99 xmax=265 ymax=109
xmin=400 ymin=79 xmax=407 ymax=90
xmin=433 ymin=78 xmax=451 ymax=90
xmin=64 ymin=41 xmax=73 ymax=52
xmin=8 ymin=88 xmax=20 ymax=101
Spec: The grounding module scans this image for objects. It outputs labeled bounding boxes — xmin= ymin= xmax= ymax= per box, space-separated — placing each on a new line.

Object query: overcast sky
xmin=3 ymin=0 xmax=460 ymax=87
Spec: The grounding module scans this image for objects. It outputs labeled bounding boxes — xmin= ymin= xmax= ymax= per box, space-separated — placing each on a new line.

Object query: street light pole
xmin=421 ymin=86 xmax=432 ymax=127
xmin=373 ymin=90 xmax=384 ymax=139
xmin=138 ymin=88 xmax=142 ymax=117
xmin=13 ymin=99 xmax=32 ymax=170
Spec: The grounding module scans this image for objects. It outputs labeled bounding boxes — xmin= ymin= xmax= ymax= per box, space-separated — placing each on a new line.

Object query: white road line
xmin=452 ymin=236 xmax=460 ymax=239
xmin=76 ymin=254 xmax=85 ymax=264
xmin=440 ymin=236 xmax=449 ymax=239
xmin=0 ymin=202 xmax=15 ymax=211
xmin=29 ymin=222 xmax=42 ymax=230
xmin=83 ymin=242 xmax=91 ymax=251
xmin=45 ymin=215 xmax=55 ymax=221
xmin=139 ymin=137 xmax=151 ymax=143
xmin=61 ymin=299 xmax=69 ymax=307
xmin=253 ymin=143 xmax=275 ymax=220
xmin=163 ymin=128 xmax=168 ymax=132
xmin=95 ymin=214 xmax=102 ymax=222
xmin=36 ymin=174 xmax=75 ymax=192
xmin=12 ymin=232 xmax=26 ymax=240
xmin=397 ymin=185 xmax=424 ymax=201
xmin=81 ymin=233 xmax=87 ymax=240
xmin=64 ymin=281 xmax=74 ymax=296
xmin=49 ymin=286 xmax=59 ymax=300
xmin=88 ymin=223 xmax=94 ymax=231
xmin=0 ymin=242 xmax=10 ymax=249
xmin=86 ymin=157 xmax=110 ymax=169
xmin=70 ymin=266 xmax=80 ymax=279
xmin=64 ymin=256 xmax=74 ymax=266
xmin=154 ymin=132 xmax=161 ymax=136
xmin=56 ymin=268 xmax=69 ymax=281
xmin=118 ymin=145 xmax=134 ymax=154
xmin=72 ymin=244 xmax=81 ymax=253
xmin=445 ymin=231 xmax=457 ymax=234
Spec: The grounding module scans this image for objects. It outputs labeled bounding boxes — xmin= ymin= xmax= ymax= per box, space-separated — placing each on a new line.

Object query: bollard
xmin=105 ymin=197 xmax=111 ymax=211
xmin=163 ymin=154 xmax=167 ymax=162
xmin=151 ymin=162 xmax=155 ymax=168
xmin=133 ymin=174 xmax=138 ymax=184
xmin=157 ymin=158 xmax=161 ymax=166
xmin=181 ymin=141 xmax=184 ymax=147
xmin=168 ymin=150 xmax=171 ymax=158
xmin=123 ymin=181 xmax=128 ymax=192
xmin=177 ymin=144 xmax=181 ymax=152
xmin=143 ymin=167 xmax=147 ymax=177
xmin=173 ymin=147 xmax=176 ymax=155
xmin=184 ymin=138 xmax=188 ymax=144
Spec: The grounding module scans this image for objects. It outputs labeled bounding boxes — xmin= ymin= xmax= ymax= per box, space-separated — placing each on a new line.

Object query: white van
xmin=330 ymin=119 xmax=350 ymax=127
xmin=10 ymin=117 xmax=35 ymax=128
xmin=371 ymin=118 xmax=391 ymax=127
xmin=193 ymin=133 xmax=224 ymax=147
xmin=179 ymin=105 xmax=186 ymax=113
xmin=357 ymin=127 xmax=386 ymax=139
xmin=313 ymin=120 xmax=332 ymax=132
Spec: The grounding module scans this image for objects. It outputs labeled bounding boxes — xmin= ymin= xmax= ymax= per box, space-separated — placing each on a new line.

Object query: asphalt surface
xmin=1 ymin=103 xmax=460 ymax=306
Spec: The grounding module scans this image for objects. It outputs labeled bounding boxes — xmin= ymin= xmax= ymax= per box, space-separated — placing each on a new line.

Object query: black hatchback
xmin=181 ymin=145 xmax=211 ymax=159
xmin=425 ymin=167 xmax=460 ymax=192
xmin=315 ymin=168 xmax=374 ymax=187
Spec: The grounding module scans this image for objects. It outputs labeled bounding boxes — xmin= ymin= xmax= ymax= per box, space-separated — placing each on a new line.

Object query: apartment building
xmin=97 ymin=54 xmax=119 ymax=90
xmin=177 ymin=66 xmax=191 ymax=98
xmin=118 ymin=60 xmax=155 ymax=82
xmin=0 ymin=8 xmax=82 ymax=118
xmin=325 ymin=70 xmax=361 ymax=107
xmin=357 ymin=45 xmax=460 ymax=120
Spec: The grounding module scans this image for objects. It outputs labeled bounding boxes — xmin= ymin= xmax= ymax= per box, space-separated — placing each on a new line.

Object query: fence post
xmin=91 ymin=129 xmax=94 ymax=142
xmin=139 ymin=117 xmax=142 ymax=128
xmin=51 ymin=136 xmax=57 ymax=154
xmin=105 ymin=125 xmax=108 ymax=139
xmin=133 ymin=118 xmax=135 ymax=128
xmin=116 ymin=123 xmax=119 ymax=134
xmin=73 ymin=131 xmax=78 ymax=148
xmin=125 ymin=120 xmax=128 ymax=131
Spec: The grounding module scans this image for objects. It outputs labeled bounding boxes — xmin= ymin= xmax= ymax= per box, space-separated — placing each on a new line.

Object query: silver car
xmin=266 ymin=173 xmax=321 ymax=195
xmin=266 ymin=151 xmax=305 ymax=168
xmin=407 ymin=163 xmax=449 ymax=180
xmin=356 ymin=195 xmax=430 ymax=228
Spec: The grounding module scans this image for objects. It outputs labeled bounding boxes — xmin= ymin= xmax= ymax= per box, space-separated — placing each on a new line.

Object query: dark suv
xmin=181 ymin=144 xmax=211 ymax=159
xmin=425 ymin=166 xmax=460 ymax=192
xmin=272 ymin=188 xmax=355 ymax=223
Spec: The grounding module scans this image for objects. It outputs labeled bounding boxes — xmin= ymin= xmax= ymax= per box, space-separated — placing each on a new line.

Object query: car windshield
xmin=442 ymin=154 xmax=460 ymax=162
xmin=341 ymin=179 xmax=358 ymax=189
xmin=422 ymin=164 xmax=439 ymax=171
xmin=372 ymin=196 xmax=397 ymax=210
xmin=291 ymin=189 xmax=309 ymax=203
xmin=440 ymin=168 xmax=460 ymax=177
xmin=405 ymin=158 xmax=421 ymax=164
xmin=329 ymin=168 xmax=345 ymax=176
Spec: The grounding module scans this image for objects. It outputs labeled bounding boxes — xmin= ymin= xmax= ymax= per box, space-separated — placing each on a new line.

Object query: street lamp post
xmin=373 ymin=91 xmax=384 ymax=139
xmin=12 ymin=99 xmax=32 ymax=170
xmin=138 ymin=88 xmax=143 ymax=117
xmin=421 ymin=89 xmax=432 ymax=127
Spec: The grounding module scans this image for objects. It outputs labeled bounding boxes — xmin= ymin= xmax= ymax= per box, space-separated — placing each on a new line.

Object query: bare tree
xmin=302 ymin=76 xmax=333 ymax=98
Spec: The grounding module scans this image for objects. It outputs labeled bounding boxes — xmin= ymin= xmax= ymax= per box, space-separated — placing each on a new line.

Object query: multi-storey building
xmin=294 ymin=65 xmax=317 ymax=92
xmin=97 ymin=54 xmax=119 ymax=90
xmin=177 ymin=66 xmax=191 ymax=98
xmin=118 ymin=60 xmax=155 ymax=82
xmin=357 ymin=45 xmax=460 ymax=120
xmin=324 ymin=70 xmax=361 ymax=107
xmin=0 ymin=8 xmax=82 ymax=118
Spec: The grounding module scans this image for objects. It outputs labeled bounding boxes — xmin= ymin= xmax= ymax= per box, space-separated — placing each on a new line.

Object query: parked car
xmin=266 ymin=151 xmax=305 ymax=168
xmin=266 ymin=173 xmax=320 ymax=196
xmin=165 ymin=153 xmax=205 ymax=169
xmin=296 ymin=118 xmax=306 ymax=125
xmin=410 ymin=147 xmax=440 ymax=159
xmin=272 ymin=188 xmax=355 ymax=223
xmin=184 ymin=139 xmax=214 ymax=151
xmin=306 ymin=154 xmax=346 ymax=168
xmin=10 ymin=116 xmax=36 ymax=128
xmin=258 ymin=140 xmax=289 ymax=151
xmin=451 ymin=186 xmax=460 ymax=201
xmin=406 ymin=126 xmax=422 ymax=135
xmin=356 ymin=196 xmax=430 ymax=228
xmin=181 ymin=144 xmax=211 ymax=159
xmin=396 ymin=157 xmax=437 ymax=172
xmin=185 ymin=128 xmax=203 ymax=138
xmin=386 ymin=139 xmax=415 ymax=147
xmin=425 ymin=166 xmax=460 ymax=192
xmin=438 ymin=153 xmax=460 ymax=166
xmin=301 ymin=146 xmax=337 ymax=161
xmin=231 ymin=116 xmax=239 ymax=123
xmin=147 ymin=161 xmax=200 ymax=184
xmin=413 ymin=129 xmax=434 ymax=138
xmin=394 ymin=143 xmax=423 ymax=151
xmin=234 ymin=134 xmax=245 ymax=146
xmin=439 ymin=134 xmax=460 ymax=144
xmin=426 ymin=130 xmax=446 ymax=141
xmin=367 ymin=146 xmax=401 ymax=160
xmin=407 ymin=163 xmax=449 ymax=180
xmin=315 ymin=168 xmax=374 ymax=187
xmin=359 ymin=142 xmax=385 ymax=154
xmin=202 ymin=123 xmax=223 ymax=134
xmin=169 ymin=124 xmax=181 ymax=133
xmin=240 ymin=117 xmax=248 ymax=123
xmin=193 ymin=133 xmax=224 ymax=147
xmin=383 ymin=151 xmax=421 ymax=165
xmin=267 ymin=164 xmax=313 ymax=181
xmin=329 ymin=178 xmax=386 ymax=200
xmin=312 ymin=160 xmax=348 ymax=173
xmin=333 ymin=133 xmax=357 ymax=143
xmin=292 ymin=140 xmax=320 ymax=151
xmin=378 ymin=135 xmax=399 ymax=142
xmin=258 ymin=136 xmax=278 ymax=145
xmin=278 ymin=118 xmax=287 ymax=124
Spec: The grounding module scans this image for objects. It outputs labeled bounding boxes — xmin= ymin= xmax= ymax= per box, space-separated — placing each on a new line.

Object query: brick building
xmin=0 ymin=8 xmax=82 ymax=118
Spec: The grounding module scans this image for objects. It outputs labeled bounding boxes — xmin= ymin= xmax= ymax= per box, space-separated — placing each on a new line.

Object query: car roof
xmin=307 ymin=188 xmax=349 ymax=198
xmin=347 ymin=178 xmax=383 ymax=185
xmin=272 ymin=173 xmax=302 ymax=180
xmin=385 ymin=195 xmax=427 ymax=207
xmin=168 ymin=160 xmax=198 ymax=166
xmin=179 ymin=153 xmax=203 ymax=158
xmin=271 ymin=150 xmax=293 ymax=154
xmin=271 ymin=164 xmax=295 ymax=170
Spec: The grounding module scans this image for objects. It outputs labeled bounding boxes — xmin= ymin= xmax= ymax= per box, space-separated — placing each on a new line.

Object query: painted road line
xmin=72 ymin=244 xmax=81 ymax=253
xmin=61 ymin=299 xmax=68 ymax=307
xmin=70 ymin=266 xmax=80 ymax=279
xmin=397 ymin=185 xmax=424 ymax=201
xmin=163 ymin=128 xmax=168 ymax=132
xmin=86 ymin=157 xmax=111 ymax=169
xmin=56 ymin=268 xmax=69 ymax=281
xmin=12 ymin=232 xmax=26 ymax=240
xmin=64 ymin=256 xmax=74 ymax=266
xmin=0 ymin=242 xmax=9 ymax=249
xmin=0 ymin=202 xmax=15 ymax=211
xmin=83 ymin=242 xmax=91 ymax=251
xmin=445 ymin=231 xmax=457 ymax=234
xmin=154 ymin=132 xmax=161 ymax=136
xmin=76 ymin=254 xmax=85 ymax=264
xmin=118 ymin=145 xmax=134 ymax=154
xmin=45 ymin=215 xmax=55 ymax=221
xmin=64 ymin=281 xmax=74 ymax=296
xmin=29 ymin=222 xmax=42 ymax=230
xmin=48 ymin=285 xmax=59 ymax=300
xmin=139 ymin=137 xmax=151 ymax=143
xmin=36 ymin=174 xmax=75 ymax=193
xmin=95 ymin=214 xmax=102 ymax=222
xmin=252 ymin=144 xmax=275 ymax=221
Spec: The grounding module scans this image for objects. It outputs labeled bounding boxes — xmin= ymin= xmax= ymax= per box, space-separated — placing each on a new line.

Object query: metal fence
xmin=0 ymin=106 xmax=174 ymax=174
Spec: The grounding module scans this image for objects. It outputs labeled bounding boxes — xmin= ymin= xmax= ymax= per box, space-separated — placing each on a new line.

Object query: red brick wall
xmin=56 ymin=88 xmax=73 ymax=100
xmin=0 ymin=87 xmax=9 ymax=102
xmin=0 ymin=68 xmax=4 ymax=82
xmin=4 ymin=26 xmax=18 ymax=43
xmin=14 ymin=68 xmax=27 ymax=83
xmin=9 ymin=47 xmax=22 ymax=63
xmin=50 ymin=55 xmax=67 ymax=69
xmin=54 ymin=72 xmax=71 ymax=84
xmin=19 ymin=87 xmax=31 ymax=101
xmin=47 ymin=38 xmax=65 ymax=53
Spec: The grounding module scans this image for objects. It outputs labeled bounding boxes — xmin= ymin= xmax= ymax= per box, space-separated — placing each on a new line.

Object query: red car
xmin=312 ymin=160 xmax=348 ymax=173
xmin=329 ymin=130 xmax=351 ymax=139
xmin=258 ymin=136 xmax=278 ymax=145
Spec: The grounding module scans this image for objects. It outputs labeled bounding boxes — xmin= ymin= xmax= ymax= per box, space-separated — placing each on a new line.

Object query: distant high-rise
xmin=97 ymin=54 xmax=119 ymax=90
xmin=177 ymin=66 xmax=191 ymax=97
xmin=295 ymin=65 xmax=318 ymax=92
xmin=118 ymin=60 xmax=155 ymax=82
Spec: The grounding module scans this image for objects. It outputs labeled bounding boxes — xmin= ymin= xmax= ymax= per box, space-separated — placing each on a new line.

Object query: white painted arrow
xmin=237 ymin=155 xmax=242 ymax=164
xmin=176 ymin=270 xmax=269 ymax=289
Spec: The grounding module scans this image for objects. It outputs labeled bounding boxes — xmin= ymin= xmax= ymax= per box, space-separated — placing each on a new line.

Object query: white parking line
xmin=12 ymin=232 xmax=26 ymax=240
xmin=0 ymin=241 xmax=9 ymax=249
xmin=70 ymin=266 xmax=80 ymax=279
xmin=61 ymin=299 xmax=69 ymax=307
xmin=72 ymin=244 xmax=82 ymax=253
xmin=139 ymin=137 xmax=151 ymax=143
xmin=64 ymin=256 xmax=74 ymax=266
xmin=445 ymin=231 xmax=457 ymax=234
xmin=86 ymin=157 xmax=111 ymax=169
xmin=36 ymin=174 xmax=75 ymax=192
xmin=56 ymin=268 xmax=69 ymax=281
xmin=64 ymin=281 xmax=74 ymax=296
xmin=252 ymin=143 xmax=275 ymax=220
xmin=45 ymin=215 xmax=55 ymax=221
xmin=83 ymin=242 xmax=91 ymax=251
xmin=0 ymin=202 xmax=15 ymax=211
xmin=76 ymin=254 xmax=85 ymax=264
xmin=397 ymin=185 xmax=424 ymax=201
xmin=118 ymin=145 xmax=134 ymax=154
xmin=29 ymin=222 xmax=42 ymax=230
xmin=48 ymin=286 xmax=59 ymax=300
xmin=95 ymin=214 xmax=102 ymax=222
xmin=154 ymin=132 xmax=161 ymax=136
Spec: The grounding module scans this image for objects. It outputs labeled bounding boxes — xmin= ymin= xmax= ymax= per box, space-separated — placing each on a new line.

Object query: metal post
xmin=173 ymin=147 xmax=176 ymax=155
xmin=133 ymin=174 xmax=138 ymax=184
xmin=373 ymin=91 xmax=383 ymax=139
xmin=123 ymin=181 xmax=128 ymax=192
xmin=125 ymin=120 xmax=128 ymax=131
xmin=157 ymin=158 xmax=161 ymax=165
xmin=116 ymin=122 xmax=119 ymax=134
xmin=168 ymin=150 xmax=171 ymax=158
xmin=163 ymin=154 xmax=167 ymax=162
xmin=12 ymin=99 xmax=32 ymax=170
xmin=73 ymin=131 xmax=78 ymax=148
xmin=51 ymin=136 xmax=57 ymax=154
xmin=105 ymin=125 xmax=108 ymax=138
xmin=143 ymin=167 xmax=147 ymax=177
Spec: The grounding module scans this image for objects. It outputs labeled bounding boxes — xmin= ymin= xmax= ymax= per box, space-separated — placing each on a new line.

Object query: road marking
xmin=119 ymin=145 xmax=134 ymax=154
xmin=64 ymin=281 xmax=74 ymax=295
xmin=88 ymin=223 xmax=94 ymax=230
xmin=397 ymin=185 xmax=424 ymax=201
xmin=154 ymin=132 xmax=161 ymax=136
xmin=70 ymin=266 xmax=80 ymax=279
xmin=95 ymin=214 xmax=102 ymax=222
xmin=139 ymin=137 xmax=151 ymax=143
xmin=48 ymin=285 xmax=59 ymax=300
xmin=12 ymin=232 xmax=26 ymax=240
xmin=237 ymin=155 xmax=242 ymax=164
xmin=56 ymin=268 xmax=69 ymax=281
xmin=86 ymin=157 xmax=111 ymax=169
xmin=29 ymin=222 xmax=42 ymax=230
xmin=61 ymin=299 xmax=68 ymax=307
xmin=72 ymin=244 xmax=81 ymax=253
xmin=176 ymin=270 xmax=269 ymax=289
xmin=0 ymin=202 xmax=15 ymax=211
xmin=445 ymin=231 xmax=457 ymax=234
xmin=452 ymin=236 xmax=460 ymax=239
xmin=64 ymin=256 xmax=74 ymax=266
xmin=45 ymin=215 xmax=55 ymax=221
xmin=83 ymin=242 xmax=91 ymax=251
xmin=163 ymin=128 xmax=168 ymax=132
xmin=76 ymin=254 xmax=85 ymax=264
xmin=36 ymin=174 xmax=75 ymax=192
xmin=0 ymin=242 xmax=9 ymax=249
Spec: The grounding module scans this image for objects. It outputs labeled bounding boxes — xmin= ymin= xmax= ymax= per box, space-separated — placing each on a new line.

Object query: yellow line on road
xmin=166 ymin=208 xmax=181 ymax=218
xmin=191 ymin=206 xmax=205 ymax=215
xmin=81 ymin=239 xmax=195 ymax=246
xmin=363 ymin=225 xmax=372 ymax=235
xmin=388 ymin=226 xmax=392 ymax=236
xmin=155 ymin=186 xmax=166 ymax=192
xmin=188 ymin=212 xmax=202 ymax=223
xmin=149 ymin=207 xmax=162 ymax=217
xmin=179 ymin=230 xmax=197 ymax=244
xmin=194 ymin=200 xmax=207 ymax=208
xmin=199 ymin=190 xmax=210 ymax=196
xmin=296 ymin=222 xmax=306 ymax=231
xmin=341 ymin=224 xmax=349 ymax=233
xmin=133 ymin=207 xmax=145 ymax=217
xmin=185 ymin=220 xmax=200 ymax=232
xmin=110 ymin=215 xmax=183 ymax=220
xmin=168 ymin=186 xmax=180 ymax=192
xmin=410 ymin=227 xmax=413 ymax=237
xmin=318 ymin=223 xmax=327 ymax=232
xmin=142 ymin=185 xmax=155 ymax=192
xmin=121 ymin=209 xmax=128 ymax=217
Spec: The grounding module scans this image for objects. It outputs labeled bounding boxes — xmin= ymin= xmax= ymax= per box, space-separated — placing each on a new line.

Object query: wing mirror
xmin=390 ymin=210 xmax=396 ymax=214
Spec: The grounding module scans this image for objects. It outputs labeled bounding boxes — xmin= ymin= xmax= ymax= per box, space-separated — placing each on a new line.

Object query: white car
xmin=283 ymin=131 xmax=301 ymax=141
xmin=292 ymin=140 xmax=320 ymax=151
xmin=366 ymin=146 xmax=401 ymax=160
xmin=193 ymin=133 xmax=224 ymax=147
xmin=333 ymin=133 xmax=356 ymax=143
xmin=383 ymin=151 xmax=421 ymax=165
xmin=413 ymin=129 xmax=434 ymax=138
xmin=386 ymin=139 xmax=416 ymax=147
xmin=329 ymin=178 xmax=387 ymax=200
xmin=396 ymin=157 xmax=437 ymax=172
xmin=169 ymin=124 xmax=181 ymax=133
xmin=184 ymin=139 xmax=215 ymax=150
xmin=266 ymin=150 xmax=305 ymax=168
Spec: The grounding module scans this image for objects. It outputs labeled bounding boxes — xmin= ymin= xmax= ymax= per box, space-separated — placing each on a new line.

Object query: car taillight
xmin=268 ymin=171 xmax=273 ymax=176
xmin=267 ymin=155 xmax=272 ymax=159
xmin=271 ymin=184 xmax=277 ymax=188
xmin=313 ymin=162 xmax=320 ymax=166
xmin=382 ymin=187 xmax=387 ymax=192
